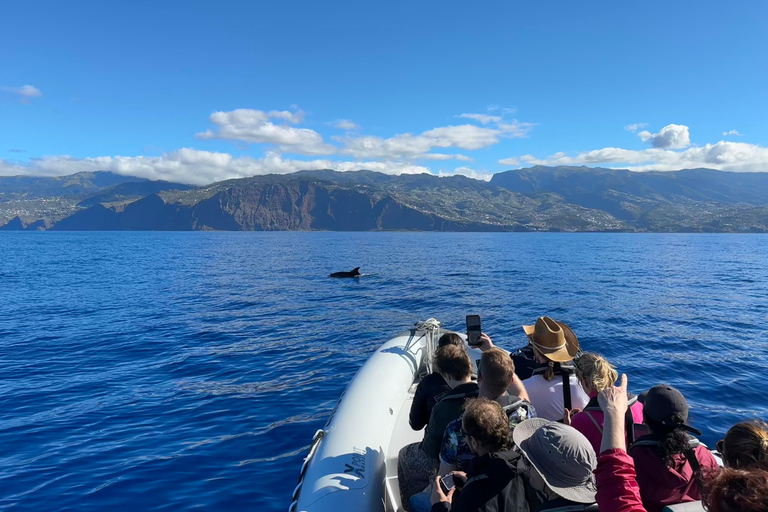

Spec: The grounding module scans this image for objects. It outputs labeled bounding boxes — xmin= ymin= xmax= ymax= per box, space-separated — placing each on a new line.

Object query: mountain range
xmin=2 ymin=166 xmax=768 ymax=232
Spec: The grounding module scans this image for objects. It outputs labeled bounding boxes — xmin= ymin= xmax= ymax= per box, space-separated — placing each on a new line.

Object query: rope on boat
xmin=415 ymin=318 xmax=442 ymax=375
xmin=288 ymin=428 xmax=326 ymax=512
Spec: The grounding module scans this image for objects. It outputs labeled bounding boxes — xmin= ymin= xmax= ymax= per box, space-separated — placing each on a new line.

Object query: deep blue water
xmin=1 ymin=232 xmax=767 ymax=511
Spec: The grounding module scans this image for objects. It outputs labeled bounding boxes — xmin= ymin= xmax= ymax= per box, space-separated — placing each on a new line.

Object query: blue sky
xmin=1 ymin=1 xmax=767 ymax=184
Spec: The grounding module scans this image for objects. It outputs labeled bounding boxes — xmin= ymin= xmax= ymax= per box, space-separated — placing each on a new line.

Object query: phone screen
xmin=440 ymin=474 xmax=455 ymax=493
xmin=466 ymin=315 xmax=481 ymax=347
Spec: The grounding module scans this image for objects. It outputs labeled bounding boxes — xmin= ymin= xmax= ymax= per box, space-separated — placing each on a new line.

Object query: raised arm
xmin=594 ymin=374 xmax=647 ymax=512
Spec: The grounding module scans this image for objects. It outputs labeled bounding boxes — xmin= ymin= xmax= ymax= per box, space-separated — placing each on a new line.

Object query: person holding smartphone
xmin=430 ymin=398 xmax=528 ymax=512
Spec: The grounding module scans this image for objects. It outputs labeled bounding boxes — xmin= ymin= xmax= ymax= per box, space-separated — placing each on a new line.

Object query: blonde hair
xmin=575 ymin=352 xmax=618 ymax=393
xmin=722 ymin=420 xmax=768 ymax=470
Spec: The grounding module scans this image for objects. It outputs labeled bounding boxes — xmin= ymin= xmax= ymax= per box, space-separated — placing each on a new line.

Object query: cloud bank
xmin=2 ymin=85 xmax=42 ymax=103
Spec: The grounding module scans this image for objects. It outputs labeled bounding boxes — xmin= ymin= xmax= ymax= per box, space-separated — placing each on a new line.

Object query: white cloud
xmin=457 ymin=113 xmax=502 ymax=125
xmin=0 ymin=150 xmax=435 ymax=186
xmin=502 ymin=141 xmax=768 ymax=172
xmin=637 ymin=124 xmax=691 ymax=149
xmin=339 ymin=120 xmax=533 ymax=160
xmin=723 ymin=129 xmax=743 ymax=136
xmin=436 ymin=166 xmax=493 ymax=181
xmin=339 ymin=124 xmax=503 ymax=159
xmin=624 ymin=123 xmax=648 ymax=133
xmin=498 ymin=157 xmax=520 ymax=167
xmin=196 ymin=109 xmax=334 ymax=155
xmin=419 ymin=153 xmax=472 ymax=161
xmin=2 ymin=85 xmax=42 ymax=102
xmin=331 ymin=119 xmax=360 ymax=131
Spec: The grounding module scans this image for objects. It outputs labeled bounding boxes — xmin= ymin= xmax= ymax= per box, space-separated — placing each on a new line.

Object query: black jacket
xmin=410 ymin=372 xmax=451 ymax=430
xmin=510 ymin=345 xmax=542 ymax=381
xmin=430 ymin=449 xmax=529 ymax=512
xmin=421 ymin=382 xmax=479 ymax=459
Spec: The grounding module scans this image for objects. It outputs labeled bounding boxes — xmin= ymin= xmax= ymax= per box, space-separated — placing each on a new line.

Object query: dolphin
xmin=329 ymin=267 xmax=361 ymax=278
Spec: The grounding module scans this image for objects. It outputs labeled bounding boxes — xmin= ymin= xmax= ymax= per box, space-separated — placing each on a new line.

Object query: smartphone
xmin=439 ymin=473 xmax=455 ymax=494
xmin=466 ymin=315 xmax=482 ymax=347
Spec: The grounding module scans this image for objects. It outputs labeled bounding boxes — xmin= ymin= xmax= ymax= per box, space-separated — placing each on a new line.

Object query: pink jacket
xmin=630 ymin=442 xmax=719 ymax=512
xmin=595 ymin=448 xmax=646 ymax=512
xmin=570 ymin=394 xmax=645 ymax=454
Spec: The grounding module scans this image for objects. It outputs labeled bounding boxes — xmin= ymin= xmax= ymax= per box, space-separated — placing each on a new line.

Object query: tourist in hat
xmin=520 ymin=316 xmax=590 ymax=421
xmin=513 ymin=417 xmax=598 ymax=510
xmin=629 ymin=384 xmax=719 ymax=512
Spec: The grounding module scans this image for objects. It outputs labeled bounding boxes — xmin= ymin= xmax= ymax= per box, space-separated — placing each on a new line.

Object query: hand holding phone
xmin=466 ymin=315 xmax=481 ymax=347
xmin=439 ymin=473 xmax=456 ymax=494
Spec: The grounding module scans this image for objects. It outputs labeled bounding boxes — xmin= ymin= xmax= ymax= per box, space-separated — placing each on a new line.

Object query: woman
xmin=628 ymin=384 xmax=719 ymax=512
xmin=718 ymin=419 xmax=768 ymax=470
xmin=409 ymin=332 xmax=465 ymax=431
xmin=594 ymin=375 xmax=768 ymax=512
xmin=567 ymin=352 xmax=644 ymax=453
xmin=521 ymin=316 xmax=589 ymax=421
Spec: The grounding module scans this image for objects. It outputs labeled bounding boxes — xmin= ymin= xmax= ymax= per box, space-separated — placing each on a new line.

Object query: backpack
xmin=531 ymin=362 xmax=576 ymax=410
xmin=581 ymin=394 xmax=639 ymax=445
xmin=629 ymin=435 xmax=705 ymax=494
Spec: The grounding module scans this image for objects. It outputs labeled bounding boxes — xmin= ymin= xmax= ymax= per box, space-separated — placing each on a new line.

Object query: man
xmin=399 ymin=344 xmax=478 ymax=509
xmin=513 ymin=417 xmax=598 ymax=511
xmin=439 ymin=348 xmax=534 ymax=475
xmin=430 ymin=398 xmax=529 ymax=512
xmin=409 ymin=348 xmax=535 ymax=512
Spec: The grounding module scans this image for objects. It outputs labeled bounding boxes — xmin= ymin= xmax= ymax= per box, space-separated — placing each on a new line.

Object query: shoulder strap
xmin=584 ymin=411 xmax=603 ymax=434
xmin=684 ymin=442 xmax=705 ymax=495
xmin=557 ymin=363 xmax=572 ymax=411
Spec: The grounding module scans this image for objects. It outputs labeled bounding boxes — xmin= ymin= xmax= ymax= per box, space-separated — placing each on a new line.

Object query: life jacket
xmin=531 ymin=362 xmax=576 ymax=411
xmin=581 ymin=394 xmax=639 ymax=445
xmin=629 ymin=435 xmax=705 ymax=494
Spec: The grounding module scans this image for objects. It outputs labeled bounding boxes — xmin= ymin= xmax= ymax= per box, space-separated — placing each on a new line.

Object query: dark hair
xmin=480 ymin=348 xmax=515 ymax=398
xmin=702 ymin=467 xmax=768 ymax=512
xmin=462 ymin=398 xmax=510 ymax=453
xmin=722 ymin=420 xmax=768 ymax=470
xmin=438 ymin=332 xmax=464 ymax=349
xmin=644 ymin=413 xmax=692 ymax=467
xmin=433 ymin=344 xmax=472 ymax=381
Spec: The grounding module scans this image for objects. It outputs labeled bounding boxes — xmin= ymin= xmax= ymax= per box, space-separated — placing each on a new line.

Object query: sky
xmin=1 ymin=1 xmax=767 ymax=185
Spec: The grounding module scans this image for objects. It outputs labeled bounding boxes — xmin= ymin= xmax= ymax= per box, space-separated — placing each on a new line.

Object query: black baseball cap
xmin=643 ymin=384 xmax=702 ymax=436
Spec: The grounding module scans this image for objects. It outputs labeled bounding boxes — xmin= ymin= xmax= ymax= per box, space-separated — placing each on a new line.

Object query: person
xmin=520 ymin=316 xmax=589 ymax=421
xmin=567 ymin=352 xmax=644 ymax=454
xmin=510 ymin=342 xmax=540 ymax=380
xmin=700 ymin=467 xmax=768 ymax=512
xmin=513 ymin=417 xmax=599 ymax=511
xmin=595 ymin=375 xmax=768 ymax=512
xmin=594 ymin=373 xmax=652 ymax=512
xmin=717 ymin=419 xmax=768 ymax=470
xmin=628 ymin=384 xmax=719 ymax=512
xmin=410 ymin=332 xmax=466 ymax=431
xmin=429 ymin=398 xmax=529 ymax=512
xmin=399 ymin=344 xmax=478 ymax=509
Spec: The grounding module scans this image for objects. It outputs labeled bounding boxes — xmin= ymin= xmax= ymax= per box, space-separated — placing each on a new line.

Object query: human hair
xmin=462 ymin=398 xmax=510 ymax=453
xmin=433 ymin=344 xmax=472 ymax=381
xmin=532 ymin=347 xmax=557 ymax=381
xmin=575 ymin=352 xmax=618 ymax=393
xmin=480 ymin=348 xmax=515 ymax=398
xmin=702 ymin=467 xmax=768 ymax=512
xmin=438 ymin=332 xmax=464 ymax=349
xmin=644 ymin=413 xmax=692 ymax=467
xmin=722 ymin=420 xmax=768 ymax=470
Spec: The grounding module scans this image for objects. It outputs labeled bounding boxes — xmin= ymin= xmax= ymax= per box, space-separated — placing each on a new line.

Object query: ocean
xmin=1 ymin=232 xmax=766 ymax=511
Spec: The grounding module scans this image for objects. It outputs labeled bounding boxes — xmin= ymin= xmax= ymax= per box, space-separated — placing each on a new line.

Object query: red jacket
xmin=595 ymin=448 xmax=646 ymax=512
xmin=630 ymin=442 xmax=719 ymax=512
xmin=571 ymin=394 xmax=645 ymax=454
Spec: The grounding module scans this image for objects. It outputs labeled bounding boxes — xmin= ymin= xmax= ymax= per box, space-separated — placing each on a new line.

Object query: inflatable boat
xmin=289 ymin=319 xmax=714 ymax=512
xmin=290 ymin=319 xmax=479 ymax=512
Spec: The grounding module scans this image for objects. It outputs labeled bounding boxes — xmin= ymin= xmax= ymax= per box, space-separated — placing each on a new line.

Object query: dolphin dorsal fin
xmin=352 ymin=267 xmax=360 ymax=273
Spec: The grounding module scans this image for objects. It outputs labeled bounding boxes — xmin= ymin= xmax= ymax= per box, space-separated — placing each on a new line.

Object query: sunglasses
xmin=461 ymin=427 xmax=473 ymax=439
